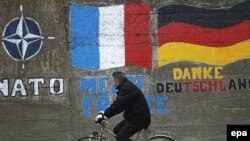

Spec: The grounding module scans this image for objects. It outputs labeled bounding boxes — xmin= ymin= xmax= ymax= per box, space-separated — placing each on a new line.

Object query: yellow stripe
xmin=158 ymin=40 xmax=250 ymax=67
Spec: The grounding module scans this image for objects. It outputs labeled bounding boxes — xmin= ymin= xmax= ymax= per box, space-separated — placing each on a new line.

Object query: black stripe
xmin=158 ymin=1 xmax=250 ymax=28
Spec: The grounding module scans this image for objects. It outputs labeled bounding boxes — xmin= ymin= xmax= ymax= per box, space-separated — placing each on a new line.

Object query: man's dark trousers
xmin=114 ymin=120 xmax=144 ymax=141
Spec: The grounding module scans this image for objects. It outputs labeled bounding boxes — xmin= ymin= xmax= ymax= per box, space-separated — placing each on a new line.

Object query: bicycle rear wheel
xmin=149 ymin=135 xmax=175 ymax=141
xmin=76 ymin=136 xmax=98 ymax=141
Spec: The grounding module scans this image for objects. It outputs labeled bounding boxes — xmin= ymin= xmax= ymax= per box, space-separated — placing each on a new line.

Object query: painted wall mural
xmin=158 ymin=1 xmax=250 ymax=67
xmin=2 ymin=5 xmax=44 ymax=69
xmin=0 ymin=78 xmax=64 ymax=97
xmin=69 ymin=2 xmax=172 ymax=117
xmin=70 ymin=3 xmax=152 ymax=71
xmin=157 ymin=66 xmax=250 ymax=93
xmin=0 ymin=5 xmax=61 ymax=98
xmin=80 ymin=75 xmax=168 ymax=116
xmin=69 ymin=1 xmax=250 ymax=118
xmin=157 ymin=0 xmax=250 ymax=96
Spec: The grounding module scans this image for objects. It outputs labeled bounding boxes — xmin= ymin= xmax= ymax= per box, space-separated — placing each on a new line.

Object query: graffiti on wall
xmin=81 ymin=75 xmax=168 ymax=116
xmin=0 ymin=5 xmax=62 ymax=97
xmin=1 ymin=5 xmax=56 ymax=69
xmin=156 ymin=1 xmax=250 ymax=94
xmin=158 ymin=1 xmax=250 ymax=67
xmin=2 ymin=5 xmax=44 ymax=69
xmin=70 ymin=1 xmax=250 ymax=117
xmin=157 ymin=66 xmax=250 ymax=93
xmin=70 ymin=3 xmax=152 ymax=71
xmin=69 ymin=3 xmax=170 ymax=117
xmin=0 ymin=78 xmax=64 ymax=97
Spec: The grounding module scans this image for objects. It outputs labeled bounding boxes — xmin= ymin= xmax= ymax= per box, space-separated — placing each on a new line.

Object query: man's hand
xmin=95 ymin=111 xmax=107 ymax=124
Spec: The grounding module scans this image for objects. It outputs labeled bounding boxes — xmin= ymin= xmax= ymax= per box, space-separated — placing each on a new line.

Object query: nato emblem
xmin=2 ymin=5 xmax=44 ymax=68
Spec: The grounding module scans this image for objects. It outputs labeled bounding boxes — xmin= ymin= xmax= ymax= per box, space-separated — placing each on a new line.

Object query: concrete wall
xmin=0 ymin=0 xmax=249 ymax=141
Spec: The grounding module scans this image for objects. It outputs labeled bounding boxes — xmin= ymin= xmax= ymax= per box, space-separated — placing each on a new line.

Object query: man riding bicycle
xmin=95 ymin=71 xmax=151 ymax=141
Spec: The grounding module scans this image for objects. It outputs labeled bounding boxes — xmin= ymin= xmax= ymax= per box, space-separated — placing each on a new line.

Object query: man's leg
xmin=115 ymin=121 xmax=143 ymax=141
xmin=113 ymin=120 xmax=127 ymax=135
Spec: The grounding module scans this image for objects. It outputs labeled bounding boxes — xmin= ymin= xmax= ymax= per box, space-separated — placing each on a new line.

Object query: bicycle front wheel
xmin=76 ymin=136 xmax=98 ymax=141
xmin=149 ymin=135 xmax=175 ymax=141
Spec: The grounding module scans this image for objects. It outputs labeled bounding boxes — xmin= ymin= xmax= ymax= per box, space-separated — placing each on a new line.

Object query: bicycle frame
xmin=98 ymin=122 xmax=116 ymax=141
xmin=76 ymin=121 xmax=175 ymax=141
xmin=95 ymin=121 xmax=150 ymax=141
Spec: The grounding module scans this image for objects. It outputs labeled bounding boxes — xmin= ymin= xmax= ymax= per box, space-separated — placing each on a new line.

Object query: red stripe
xmin=158 ymin=20 xmax=250 ymax=47
xmin=125 ymin=3 xmax=152 ymax=69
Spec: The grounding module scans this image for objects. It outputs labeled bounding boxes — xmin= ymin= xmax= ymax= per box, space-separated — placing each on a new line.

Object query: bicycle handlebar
xmin=97 ymin=119 xmax=109 ymax=127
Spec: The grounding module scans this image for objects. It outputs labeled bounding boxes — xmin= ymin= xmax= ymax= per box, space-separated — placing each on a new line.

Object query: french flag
xmin=70 ymin=3 xmax=152 ymax=71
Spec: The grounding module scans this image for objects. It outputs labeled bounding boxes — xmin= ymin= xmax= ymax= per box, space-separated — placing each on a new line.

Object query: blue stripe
xmin=70 ymin=4 xmax=100 ymax=70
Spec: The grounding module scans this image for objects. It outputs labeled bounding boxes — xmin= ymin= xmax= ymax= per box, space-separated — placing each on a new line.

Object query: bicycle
xmin=76 ymin=120 xmax=176 ymax=141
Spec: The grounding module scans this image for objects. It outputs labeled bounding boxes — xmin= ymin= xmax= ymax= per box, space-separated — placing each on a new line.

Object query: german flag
xmin=158 ymin=1 xmax=250 ymax=67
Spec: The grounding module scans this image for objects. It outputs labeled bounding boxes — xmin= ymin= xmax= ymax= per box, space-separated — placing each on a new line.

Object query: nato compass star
xmin=2 ymin=5 xmax=49 ymax=69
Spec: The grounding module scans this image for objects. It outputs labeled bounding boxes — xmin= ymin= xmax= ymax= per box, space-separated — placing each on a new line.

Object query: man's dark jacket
xmin=104 ymin=78 xmax=151 ymax=128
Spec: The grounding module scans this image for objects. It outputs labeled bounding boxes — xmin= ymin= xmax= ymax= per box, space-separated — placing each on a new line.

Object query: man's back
xmin=97 ymin=71 xmax=151 ymax=141
xmin=121 ymin=80 xmax=151 ymax=127
xmin=105 ymin=79 xmax=151 ymax=128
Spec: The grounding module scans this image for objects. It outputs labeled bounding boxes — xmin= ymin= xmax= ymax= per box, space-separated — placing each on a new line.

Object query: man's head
xmin=112 ymin=71 xmax=127 ymax=88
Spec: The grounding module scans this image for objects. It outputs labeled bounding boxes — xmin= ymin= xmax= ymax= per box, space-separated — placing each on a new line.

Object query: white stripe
xmin=99 ymin=5 xmax=125 ymax=70
xmin=48 ymin=37 xmax=55 ymax=39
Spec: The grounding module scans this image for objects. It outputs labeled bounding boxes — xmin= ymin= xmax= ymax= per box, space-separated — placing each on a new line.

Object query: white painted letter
xmin=29 ymin=78 xmax=45 ymax=96
xmin=0 ymin=79 xmax=8 ymax=96
xmin=11 ymin=79 xmax=27 ymax=97
xmin=50 ymin=78 xmax=64 ymax=95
